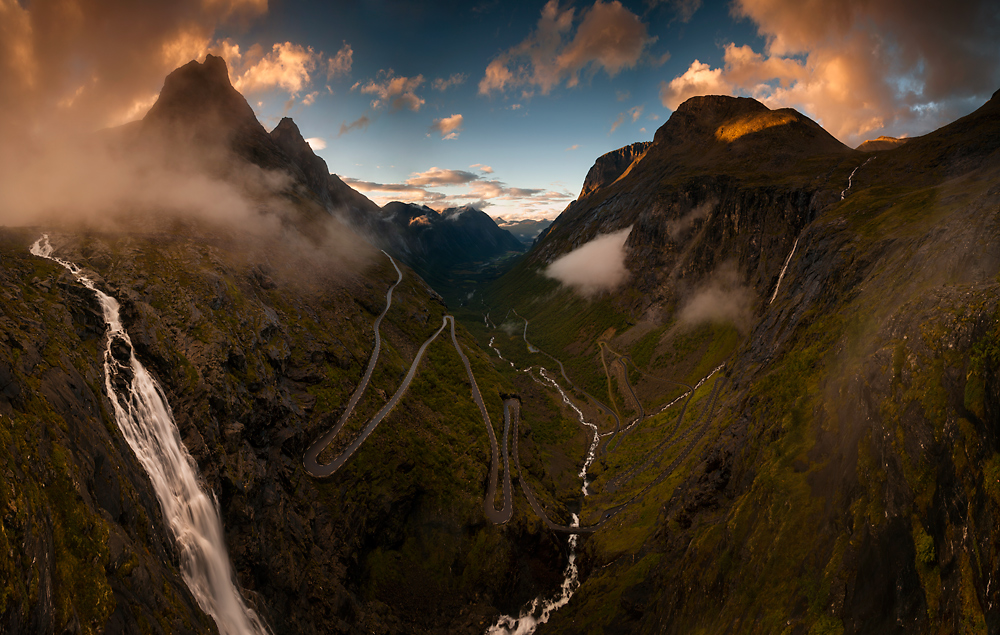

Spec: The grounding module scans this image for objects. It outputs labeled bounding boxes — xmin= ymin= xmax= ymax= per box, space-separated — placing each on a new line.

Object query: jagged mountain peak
xmin=271 ymin=116 xmax=302 ymax=136
xmin=143 ymin=54 xmax=257 ymax=132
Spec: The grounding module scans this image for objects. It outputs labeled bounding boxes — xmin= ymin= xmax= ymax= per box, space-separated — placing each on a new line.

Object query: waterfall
xmin=538 ymin=369 xmax=599 ymax=496
xmin=486 ymin=515 xmax=581 ymax=635
xmin=31 ymin=235 xmax=270 ymax=635
xmin=768 ymin=236 xmax=799 ymax=305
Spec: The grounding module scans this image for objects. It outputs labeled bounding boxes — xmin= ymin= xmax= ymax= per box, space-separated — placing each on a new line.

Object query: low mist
xmin=545 ymin=226 xmax=632 ymax=297
xmin=1 ymin=132 xmax=274 ymax=231
xmin=678 ymin=261 xmax=755 ymax=331
xmin=667 ymin=199 xmax=716 ymax=240
xmin=0 ymin=60 xmax=374 ymax=276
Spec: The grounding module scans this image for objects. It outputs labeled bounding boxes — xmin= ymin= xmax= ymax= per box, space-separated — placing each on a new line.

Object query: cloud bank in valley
xmin=545 ymin=226 xmax=632 ymax=297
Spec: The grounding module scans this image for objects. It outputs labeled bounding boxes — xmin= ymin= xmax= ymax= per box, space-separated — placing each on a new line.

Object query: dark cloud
xmin=479 ymin=0 xmax=655 ymax=95
xmin=338 ymin=115 xmax=371 ymax=136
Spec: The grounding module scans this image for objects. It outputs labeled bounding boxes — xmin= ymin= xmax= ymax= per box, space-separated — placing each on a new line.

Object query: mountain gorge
xmin=3 ymin=49 xmax=1000 ymax=635
xmin=481 ymin=89 xmax=1000 ymax=633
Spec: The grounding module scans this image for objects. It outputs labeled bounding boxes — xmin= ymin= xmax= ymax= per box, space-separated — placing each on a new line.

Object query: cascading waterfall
xmin=486 ymin=364 xmax=594 ymax=633
xmin=840 ymin=156 xmax=875 ymax=200
xmin=30 ymin=235 xmax=270 ymax=635
xmin=487 ymin=514 xmax=582 ymax=635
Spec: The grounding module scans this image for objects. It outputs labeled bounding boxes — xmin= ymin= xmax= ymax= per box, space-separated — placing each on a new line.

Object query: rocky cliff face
xmin=579 ymin=141 xmax=651 ymax=199
xmin=485 ymin=92 xmax=1000 ymax=634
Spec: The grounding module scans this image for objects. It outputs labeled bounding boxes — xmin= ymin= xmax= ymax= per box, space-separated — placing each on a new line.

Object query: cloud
xmin=228 ymin=42 xmax=321 ymax=95
xmin=342 ymin=167 xmax=572 ymax=212
xmin=677 ymin=261 xmax=754 ymax=331
xmin=660 ymin=0 xmax=1000 ymax=144
xmin=301 ymin=91 xmax=319 ymax=106
xmin=478 ymin=0 xmax=655 ymax=96
xmin=566 ymin=144 xmax=580 ymax=150
xmin=406 ymin=167 xmax=479 ymax=187
xmin=304 ymin=137 xmax=326 ymax=150
xmin=666 ymin=199 xmax=715 ymax=239
xmin=545 ymin=226 xmax=633 ymax=297
xmin=355 ymin=70 xmax=425 ymax=111
xmin=342 ymin=178 xmax=436 ymax=195
xmin=0 ymin=0 xmax=268 ymax=135
xmin=430 ymin=114 xmax=464 ymax=139
xmin=338 ymin=115 xmax=370 ymax=136
xmin=660 ymin=60 xmax=732 ymax=109
xmin=609 ymin=113 xmax=625 ymax=133
xmin=327 ymin=42 xmax=353 ymax=78
xmin=669 ymin=0 xmax=702 ymax=23
xmin=609 ymin=104 xmax=645 ymax=133
xmin=432 ymin=73 xmax=467 ymax=91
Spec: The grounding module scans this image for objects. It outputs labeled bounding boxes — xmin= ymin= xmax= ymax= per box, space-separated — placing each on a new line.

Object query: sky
xmin=1 ymin=0 xmax=998 ymax=221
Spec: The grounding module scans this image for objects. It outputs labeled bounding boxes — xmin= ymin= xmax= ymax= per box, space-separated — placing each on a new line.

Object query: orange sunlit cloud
xmin=661 ymin=0 xmax=1000 ymax=144
xmin=430 ymin=114 xmax=464 ymax=140
xmin=355 ymin=70 xmax=426 ymax=111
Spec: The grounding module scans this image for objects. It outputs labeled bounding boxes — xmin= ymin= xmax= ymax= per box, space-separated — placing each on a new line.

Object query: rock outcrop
xmin=856 ymin=135 xmax=909 ymax=152
xmin=579 ymin=142 xmax=651 ymax=198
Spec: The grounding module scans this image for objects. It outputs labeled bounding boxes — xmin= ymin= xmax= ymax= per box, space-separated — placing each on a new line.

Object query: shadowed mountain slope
xmin=482 ymin=91 xmax=1000 ymax=634
xmin=0 ymin=56 xmax=564 ymax=635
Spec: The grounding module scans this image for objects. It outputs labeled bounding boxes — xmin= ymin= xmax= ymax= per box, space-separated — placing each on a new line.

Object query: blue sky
xmin=3 ymin=0 xmax=998 ymax=221
xmin=219 ymin=1 xmax=764 ymax=220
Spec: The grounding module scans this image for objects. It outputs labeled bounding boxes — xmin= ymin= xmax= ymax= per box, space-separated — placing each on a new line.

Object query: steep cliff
xmin=579 ymin=141 xmax=651 ymax=199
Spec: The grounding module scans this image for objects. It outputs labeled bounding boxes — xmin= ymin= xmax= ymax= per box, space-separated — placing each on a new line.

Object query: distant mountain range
xmin=140 ymin=54 xmax=523 ymax=294
xmin=494 ymin=217 xmax=554 ymax=244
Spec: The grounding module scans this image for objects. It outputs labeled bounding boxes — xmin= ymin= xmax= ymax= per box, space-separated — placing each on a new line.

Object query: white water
xmin=840 ymin=156 xmax=874 ymax=200
xmin=538 ymin=369 xmax=600 ymax=495
xmin=484 ymin=359 xmax=592 ymax=633
xmin=694 ymin=363 xmax=726 ymax=391
xmin=489 ymin=336 xmax=515 ymax=367
xmin=31 ymin=235 xmax=270 ymax=635
xmin=487 ymin=514 xmax=581 ymax=635
xmin=768 ymin=236 xmax=799 ymax=305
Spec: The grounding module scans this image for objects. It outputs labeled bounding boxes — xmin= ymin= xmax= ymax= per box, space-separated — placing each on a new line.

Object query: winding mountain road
xmin=304 ymin=253 xmax=512 ymax=523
